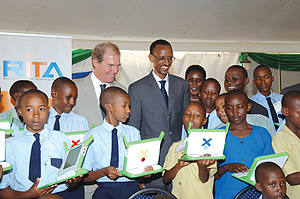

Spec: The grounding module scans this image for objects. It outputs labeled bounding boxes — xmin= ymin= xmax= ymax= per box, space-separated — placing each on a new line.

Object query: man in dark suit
xmin=128 ymin=39 xmax=190 ymax=189
xmin=224 ymin=65 xmax=269 ymax=117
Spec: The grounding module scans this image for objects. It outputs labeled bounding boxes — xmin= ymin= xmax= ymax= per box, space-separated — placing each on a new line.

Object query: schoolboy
xmin=215 ymin=93 xmax=275 ymax=137
xmin=163 ymin=102 xmax=216 ymax=199
xmin=255 ymin=162 xmax=287 ymax=199
xmin=272 ymin=90 xmax=300 ymax=198
xmin=200 ymin=78 xmax=222 ymax=129
xmin=47 ymin=77 xmax=89 ymax=132
xmin=251 ymin=65 xmax=283 ymax=131
xmin=82 ymin=87 xmax=152 ymax=199
xmin=224 ymin=65 xmax=268 ymax=117
xmin=0 ymin=80 xmax=37 ymax=128
xmin=214 ymin=89 xmax=273 ymax=199
xmin=0 ymin=89 xmax=81 ymax=198
xmin=185 ymin=65 xmax=206 ymax=103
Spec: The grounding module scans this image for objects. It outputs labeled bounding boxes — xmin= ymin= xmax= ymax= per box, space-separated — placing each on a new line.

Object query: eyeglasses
xmin=151 ymin=53 xmax=176 ymax=63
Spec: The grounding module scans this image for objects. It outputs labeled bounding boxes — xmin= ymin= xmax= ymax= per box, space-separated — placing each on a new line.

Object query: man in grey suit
xmin=128 ymin=39 xmax=190 ymax=189
xmin=73 ymin=42 xmax=126 ymax=129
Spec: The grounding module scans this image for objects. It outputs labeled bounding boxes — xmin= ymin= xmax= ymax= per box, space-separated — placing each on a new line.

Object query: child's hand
xmin=196 ymin=154 xmax=215 ymax=167
xmin=66 ymin=175 xmax=84 ymax=187
xmin=26 ymin=178 xmax=56 ymax=198
xmin=226 ymin=163 xmax=249 ymax=173
xmin=177 ymin=155 xmax=190 ymax=168
xmin=104 ymin=166 xmax=123 ymax=180
xmin=142 ymin=165 xmax=154 ymax=178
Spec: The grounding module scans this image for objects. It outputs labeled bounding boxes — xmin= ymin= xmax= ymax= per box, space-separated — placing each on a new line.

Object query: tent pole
xmin=278 ymin=69 xmax=282 ymax=92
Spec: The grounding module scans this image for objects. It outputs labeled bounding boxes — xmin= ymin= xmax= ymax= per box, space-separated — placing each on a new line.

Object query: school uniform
xmin=82 ymin=120 xmax=141 ymax=199
xmin=0 ymin=127 xmax=70 ymax=195
xmin=47 ymin=107 xmax=89 ymax=132
xmin=272 ymin=125 xmax=300 ymax=199
xmin=0 ymin=107 xmax=24 ymax=128
xmin=250 ymin=91 xmax=283 ymax=130
xmin=205 ymin=109 xmax=223 ymax=129
xmin=214 ymin=125 xmax=274 ymax=199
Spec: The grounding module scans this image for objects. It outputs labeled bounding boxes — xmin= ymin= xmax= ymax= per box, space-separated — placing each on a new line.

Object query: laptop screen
xmin=62 ymin=145 xmax=82 ymax=170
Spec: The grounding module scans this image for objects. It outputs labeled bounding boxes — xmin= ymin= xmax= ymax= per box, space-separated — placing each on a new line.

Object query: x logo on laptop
xmin=202 ymin=138 xmax=212 ymax=149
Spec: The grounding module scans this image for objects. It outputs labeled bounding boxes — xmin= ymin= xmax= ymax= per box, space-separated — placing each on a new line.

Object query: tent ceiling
xmin=1 ymin=0 xmax=300 ymax=52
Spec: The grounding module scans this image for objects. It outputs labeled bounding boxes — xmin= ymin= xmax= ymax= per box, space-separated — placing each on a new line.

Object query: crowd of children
xmin=0 ymin=62 xmax=299 ymax=199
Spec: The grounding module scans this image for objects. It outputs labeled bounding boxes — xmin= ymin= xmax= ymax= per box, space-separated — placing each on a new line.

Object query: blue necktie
xmin=53 ymin=115 xmax=61 ymax=131
xmin=203 ymin=115 xmax=210 ymax=129
xmin=29 ymin=133 xmax=41 ymax=182
xmin=110 ymin=128 xmax=119 ymax=168
xmin=266 ymin=97 xmax=279 ymax=130
xmin=160 ymin=80 xmax=168 ymax=107
xmin=100 ymin=84 xmax=107 ymax=118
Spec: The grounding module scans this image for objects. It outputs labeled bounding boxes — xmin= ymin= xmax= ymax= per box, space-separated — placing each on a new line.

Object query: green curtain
xmin=72 ymin=49 xmax=92 ymax=65
xmin=240 ymin=52 xmax=300 ymax=71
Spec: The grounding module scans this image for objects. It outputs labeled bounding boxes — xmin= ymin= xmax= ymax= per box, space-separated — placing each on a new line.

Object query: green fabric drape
xmin=72 ymin=49 xmax=93 ymax=65
xmin=240 ymin=52 xmax=300 ymax=71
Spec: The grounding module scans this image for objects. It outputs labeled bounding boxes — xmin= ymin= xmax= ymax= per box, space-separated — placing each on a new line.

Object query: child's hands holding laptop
xmin=26 ymin=178 xmax=57 ymax=198
xmin=226 ymin=163 xmax=249 ymax=173
xmin=197 ymin=154 xmax=215 ymax=167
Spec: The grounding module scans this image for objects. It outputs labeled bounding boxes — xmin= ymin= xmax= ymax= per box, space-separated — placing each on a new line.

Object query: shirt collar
xmin=91 ymin=72 xmax=105 ymax=89
xmin=152 ymin=70 xmax=169 ymax=83
xmin=258 ymin=90 xmax=273 ymax=99
xmin=23 ymin=125 xmax=49 ymax=140
xmin=49 ymin=106 xmax=68 ymax=117
xmin=102 ymin=119 xmax=123 ymax=133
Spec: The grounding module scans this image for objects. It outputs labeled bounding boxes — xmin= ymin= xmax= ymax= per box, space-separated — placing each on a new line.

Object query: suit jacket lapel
xmin=147 ymin=73 xmax=168 ymax=111
xmin=84 ymin=74 xmax=103 ymax=119
xmin=168 ymin=75 xmax=176 ymax=113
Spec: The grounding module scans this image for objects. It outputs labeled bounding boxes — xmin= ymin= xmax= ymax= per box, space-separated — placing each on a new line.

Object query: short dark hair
xmin=225 ymin=89 xmax=249 ymax=104
xmin=150 ymin=39 xmax=172 ymax=55
xmin=19 ymin=89 xmax=48 ymax=108
xmin=282 ymin=90 xmax=300 ymax=108
xmin=253 ymin=65 xmax=272 ymax=77
xmin=9 ymin=80 xmax=37 ymax=101
xmin=51 ymin=77 xmax=76 ymax=91
xmin=227 ymin=65 xmax=248 ymax=78
xmin=185 ymin=65 xmax=206 ymax=79
xmin=200 ymin=78 xmax=221 ymax=94
xmin=255 ymin=162 xmax=283 ymax=183
xmin=100 ymin=87 xmax=128 ymax=112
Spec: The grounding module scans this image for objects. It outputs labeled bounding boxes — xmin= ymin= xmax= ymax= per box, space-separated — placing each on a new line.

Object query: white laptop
xmin=232 ymin=152 xmax=289 ymax=186
xmin=179 ymin=122 xmax=229 ymax=161
xmin=38 ymin=135 xmax=94 ymax=189
xmin=118 ymin=131 xmax=164 ymax=178
xmin=0 ymin=112 xmax=14 ymax=138
xmin=0 ymin=129 xmax=12 ymax=171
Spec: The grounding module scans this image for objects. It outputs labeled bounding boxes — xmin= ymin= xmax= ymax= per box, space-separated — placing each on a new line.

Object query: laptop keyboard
xmin=56 ymin=170 xmax=77 ymax=181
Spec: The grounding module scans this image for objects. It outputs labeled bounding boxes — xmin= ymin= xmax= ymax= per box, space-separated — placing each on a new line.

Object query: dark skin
xmin=164 ymin=104 xmax=215 ymax=184
xmin=215 ymin=93 xmax=252 ymax=180
xmin=281 ymin=98 xmax=300 ymax=186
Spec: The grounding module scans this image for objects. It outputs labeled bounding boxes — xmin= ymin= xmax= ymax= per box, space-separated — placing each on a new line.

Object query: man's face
xmin=149 ymin=44 xmax=173 ymax=79
xmin=93 ymin=48 xmax=120 ymax=83
xmin=224 ymin=94 xmax=250 ymax=125
xmin=52 ymin=83 xmax=78 ymax=114
xmin=200 ymin=81 xmax=220 ymax=111
xmin=257 ymin=170 xmax=286 ymax=199
xmin=19 ymin=93 xmax=49 ymax=133
xmin=186 ymin=71 xmax=205 ymax=97
xmin=253 ymin=67 xmax=274 ymax=97
xmin=224 ymin=68 xmax=248 ymax=92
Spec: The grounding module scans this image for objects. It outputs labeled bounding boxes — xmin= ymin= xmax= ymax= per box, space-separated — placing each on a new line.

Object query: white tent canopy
xmin=1 ymin=0 xmax=300 ymax=52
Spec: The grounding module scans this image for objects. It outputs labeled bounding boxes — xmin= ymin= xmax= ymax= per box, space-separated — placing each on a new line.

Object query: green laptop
xmin=118 ymin=131 xmax=165 ymax=178
xmin=232 ymin=152 xmax=289 ymax=186
xmin=179 ymin=122 xmax=229 ymax=161
xmin=0 ymin=129 xmax=12 ymax=172
xmin=38 ymin=135 xmax=94 ymax=189
xmin=0 ymin=112 xmax=14 ymax=138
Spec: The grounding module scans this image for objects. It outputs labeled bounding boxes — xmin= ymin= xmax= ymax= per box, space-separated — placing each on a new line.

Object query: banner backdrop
xmin=0 ymin=32 xmax=72 ymax=112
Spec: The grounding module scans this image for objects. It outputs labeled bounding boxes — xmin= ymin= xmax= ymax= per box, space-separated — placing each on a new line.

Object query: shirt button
xmin=240 ymin=141 xmax=243 ymax=144
xmin=241 ymin=159 xmax=244 ymax=162
xmin=179 ymin=182 xmax=182 ymax=185
xmin=44 ymin=163 xmax=47 ymax=166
